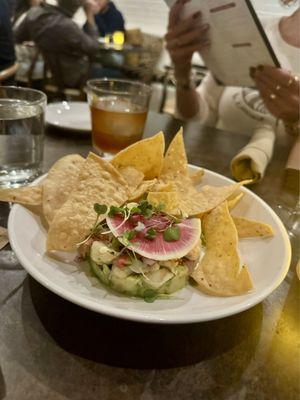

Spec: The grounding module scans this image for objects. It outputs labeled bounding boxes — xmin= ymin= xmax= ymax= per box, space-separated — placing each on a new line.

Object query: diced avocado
xmin=90 ymin=258 xmax=110 ymax=286
xmin=111 ymin=265 xmax=133 ymax=279
xmin=158 ymin=265 xmax=188 ymax=294
xmin=88 ymin=258 xmax=189 ymax=301
xmin=142 ymin=268 xmax=174 ymax=290
xmin=110 ymin=273 xmax=142 ymax=296
xmin=90 ymin=241 xmax=116 ymax=265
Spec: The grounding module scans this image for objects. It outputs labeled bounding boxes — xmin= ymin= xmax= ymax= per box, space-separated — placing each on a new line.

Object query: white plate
xmin=46 ymin=102 xmax=91 ymax=132
xmin=8 ymin=167 xmax=291 ymax=324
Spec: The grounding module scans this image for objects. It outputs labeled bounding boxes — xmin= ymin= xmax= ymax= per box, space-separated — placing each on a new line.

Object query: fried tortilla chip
xmin=0 ymin=186 xmax=42 ymax=205
xmin=47 ymin=152 xmax=129 ymax=252
xmin=111 ymin=132 xmax=165 ymax=179
xmin=191 ymin=202 xmax=253 ymax=296
xmin=227 ymin=193 xmax=244 ymax=210
xmin=118 ymin=166 xmax=144 ymax=193
xmin=233 ymin=216 xmax=274 ymax=238
xmin=0 ymin=226 xmax=9 ymax=250
xmin=161 ymin=128 xmax=187 ymax=177
xmin=147 ymin=191 xmax=179 ymax=214
xmin=42 ymin=154 xmax=85 ymax=224
xmin=128 ymin=179 xmax=157 ymax=201
xmin=178 ymin=180 xmax=252 ymax=216
xmin=150 ymin=181 xmax=175 ymax=192
xmin=189 ymin=168 xmax=204 ymax=186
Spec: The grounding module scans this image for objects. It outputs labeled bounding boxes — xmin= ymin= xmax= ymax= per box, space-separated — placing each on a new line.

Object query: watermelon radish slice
xmin=106 ymin=213 xmax=201 ymax=261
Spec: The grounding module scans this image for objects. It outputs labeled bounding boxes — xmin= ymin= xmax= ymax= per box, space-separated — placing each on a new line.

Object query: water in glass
xmin=0 ymin=98 xmax=44 ymax=188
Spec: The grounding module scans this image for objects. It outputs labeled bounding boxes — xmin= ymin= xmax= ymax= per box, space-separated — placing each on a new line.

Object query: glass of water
xmin=0 ymin=86 xmax=47 ymax=188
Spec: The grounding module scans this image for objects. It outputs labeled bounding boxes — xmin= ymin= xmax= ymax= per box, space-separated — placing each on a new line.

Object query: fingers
xmin=251 ymin=65 xmax=300 ymax=94
xmin=166 ymin=24 xmax=209 ymax=51
xmin=256 ymin=78 xmax=300 ymax=122
xmin=170 ymin=41 xmax=210 ymax=63
xmin=166 ymin=11 xmax=202 ymax=39
xmin=168 ymin=0 xmax=191 ymax=28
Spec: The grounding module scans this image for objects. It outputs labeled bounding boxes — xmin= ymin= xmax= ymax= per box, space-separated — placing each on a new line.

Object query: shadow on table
xmin=46 ymin=125 xmax=92 ymax=139
xmin=0 ymin=366 xmax=6 ymax=400
xmin=28 ymin=276 xmax=263 ymax=370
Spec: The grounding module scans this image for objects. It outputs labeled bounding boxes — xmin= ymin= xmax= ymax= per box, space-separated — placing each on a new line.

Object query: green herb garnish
xmin=108 ymin=205 xmax=124 ymax=217
xmin=163 ymin=225 xmax=180 ymax=242
xmin=122 ymin=230 xmax=137 ymax=244
xmin=145 ymin=228 xmax=157 ymax=239
xmin=94 ymin=203 xmax=108 ymax=215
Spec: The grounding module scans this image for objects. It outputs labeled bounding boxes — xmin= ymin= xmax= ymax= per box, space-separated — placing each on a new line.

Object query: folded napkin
xmin=231 ymin=126 xmax=276 ymax=183
xmin=0 ymin=226 xmax=9 ymax=250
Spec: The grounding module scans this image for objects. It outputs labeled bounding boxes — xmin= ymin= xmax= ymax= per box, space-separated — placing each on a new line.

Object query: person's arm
xmin=14 ymin=14 xmax=31 ymax=43
xmin=60 ymin=19 xmax=99 ymax=56
xmin=83 ymin=0 xmax=100 ymax=39
xmin=165 ymin=0 xmax=210 ymax=119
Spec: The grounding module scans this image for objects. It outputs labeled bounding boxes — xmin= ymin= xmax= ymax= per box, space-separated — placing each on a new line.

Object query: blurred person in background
xmin=12 ymin=0 xmax=42 ymax=24
xmin=13 ymin=0 xmax=118 ymax=89
xmin=165 ymin=0 xmax=300 ymax=137
xmin=0 ymin=0 xmax=16 ymax=83
xmin=84 ymin=0 xmax=125 ymax=37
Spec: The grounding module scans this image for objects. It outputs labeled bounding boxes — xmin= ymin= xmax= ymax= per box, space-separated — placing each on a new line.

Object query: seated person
xmin=84 ymin=0 xmax=125 ymax=37
xmin=14 ymin=0 xmax=101 ymax=89
xmin=0 ymin=0 xmax=16 ymax=82
xmin=165 ymin=1 xmax=300 ymax=136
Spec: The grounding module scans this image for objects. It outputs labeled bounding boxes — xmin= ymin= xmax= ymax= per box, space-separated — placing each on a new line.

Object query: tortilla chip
xmin=178 ymin=180 xmax=251 ymax=216
xmin=189 ymin=169 xmax=204 ymax=186
xmin=42 ymin=154 xmax=85 ymax=224
xmin=128 ymin=179 xmax=157 ymax=201
xmin=150 ymin=181 xmax=175 ymax=192
xmin=161 ymin=128 xmax=187 ymax=177
xmin=47 ymin=152 xmax=129 ymax=252
xmin=147 ymin=191 xmax=179 ymax=214
xmin=191 ymin=202 xmax=253 ymax=296
xmin=111 ymin=132 xmax=165 ymax=179
xmin=118 ymin=166 xmax=144 ymax=193
xmin=0 ymin=186 xmax=42 ymax=205
xmin=227 ymin=193 xmax=244 ymax=210
xmin=0 ymin=226 xmax=9 ymax=250
xmin=233 ymin=216 xmax=274 ymax=238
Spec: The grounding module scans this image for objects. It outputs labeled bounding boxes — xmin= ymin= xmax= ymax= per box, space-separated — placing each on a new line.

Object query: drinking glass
xmin=86 ymin=79 xmax=152 ymax=156
xmin=0 ymin=86 xmax=46 ymax=188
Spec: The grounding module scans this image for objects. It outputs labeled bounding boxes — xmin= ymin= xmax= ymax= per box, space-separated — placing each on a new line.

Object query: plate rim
xmin=8 ymin=166 xmax=291 ymax=324
xmin=45 ymin=101 xmax=91 ymax=132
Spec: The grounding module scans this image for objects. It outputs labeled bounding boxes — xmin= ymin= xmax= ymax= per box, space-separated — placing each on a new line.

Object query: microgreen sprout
xmin=145 ymin=228 xmax=157 ymax=239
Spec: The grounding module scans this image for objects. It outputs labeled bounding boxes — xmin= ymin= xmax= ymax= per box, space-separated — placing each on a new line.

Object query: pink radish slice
xmin=106 ymin=214 xmax=201 ymax=261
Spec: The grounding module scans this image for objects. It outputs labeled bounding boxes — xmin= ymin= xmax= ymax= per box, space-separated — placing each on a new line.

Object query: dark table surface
xmin=0 ymin=111 xmax=299 ymax=400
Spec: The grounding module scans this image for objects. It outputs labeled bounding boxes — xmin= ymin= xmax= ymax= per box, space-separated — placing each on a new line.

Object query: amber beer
xmin=90 ymin=97 xmax=147 ymax=154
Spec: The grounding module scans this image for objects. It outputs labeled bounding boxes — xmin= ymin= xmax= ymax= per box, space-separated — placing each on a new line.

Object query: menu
xmin=165 ymin=0 xmax=280 ymax=87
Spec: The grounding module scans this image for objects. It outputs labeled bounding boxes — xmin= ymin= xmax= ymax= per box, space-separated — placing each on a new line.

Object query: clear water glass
xmin=0 ymin=86 xmax=47 ymax=188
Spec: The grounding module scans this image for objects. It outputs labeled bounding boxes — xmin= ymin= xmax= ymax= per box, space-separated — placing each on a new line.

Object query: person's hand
xmin=83 ymin=0 xmax=101 ymax=16
xmin=251 ymin=65 xmax=300 ymax=123
xmin=165 ymin=0 xmax=210 ymax=80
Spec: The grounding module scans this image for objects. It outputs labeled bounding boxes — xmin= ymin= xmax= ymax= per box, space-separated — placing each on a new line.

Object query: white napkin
xmin=231 ymin=126 xmax=276 ymax=182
